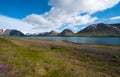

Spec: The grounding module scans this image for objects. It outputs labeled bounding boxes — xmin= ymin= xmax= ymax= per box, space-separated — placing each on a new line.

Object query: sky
xmin=0 ymin=0 xmax=120 ymax=33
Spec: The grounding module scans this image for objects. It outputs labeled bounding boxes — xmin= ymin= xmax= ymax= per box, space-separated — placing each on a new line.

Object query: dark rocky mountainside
xmin=46 ymin=31 xmax=59 ymax=36
xmin=59 ymin=29 xmax=74 ymax=36
xmin=110 ymin=23 xmax=120 ymax=29
xmin=77 ymin=23 xmax=120 ymax=35
xmin=0 ymin=29 xmax=25 ymax=36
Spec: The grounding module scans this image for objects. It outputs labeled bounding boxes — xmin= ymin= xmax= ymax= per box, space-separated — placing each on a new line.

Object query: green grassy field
xmin=0 ymin=37 xmax=120 ymax=77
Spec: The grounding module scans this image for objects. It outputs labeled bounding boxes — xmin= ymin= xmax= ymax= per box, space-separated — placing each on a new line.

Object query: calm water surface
xmin=27 ymin=37 xmax=120 ymax=45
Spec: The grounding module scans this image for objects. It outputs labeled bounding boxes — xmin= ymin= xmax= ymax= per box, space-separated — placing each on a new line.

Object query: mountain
xmin=38 ymin=32 xmax=49 ymax=36
xmin=0 ymin=29 xmax=25 ymax=36
xmin=77 ymin=23 xmax=120 ymax=36
xmin=26 ymin=29 xmax=74 ymax=37
xmin=26 ymin=32 xmax=49 ymax=36
xmin=59 ymin=29 xmax=74 ymax=36
xmin=26 ymin=33 xmax=40 ymax=36
xmin=26 ymin=31 xmax=59 ymax=36
xmin=110 ymin=23 xmax=120 ymax=29
xmin=47 ymin=31 xmax=59 ymax=36
xmin=2 ymin=23 xmax=120 ymax=37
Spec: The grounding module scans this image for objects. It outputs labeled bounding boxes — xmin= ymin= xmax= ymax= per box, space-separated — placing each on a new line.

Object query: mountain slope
xmin=59 ymin=29 xmax=74 ymax=36
xmin=47 ymin=31 xmax=59 ymax=36
xmin=0 ymin=29 xmax=25 ymax=36
xmin=110 ymin=23 xmax=120 ymax=29
xmin=77 ymin=23 xmax=120 ymax=36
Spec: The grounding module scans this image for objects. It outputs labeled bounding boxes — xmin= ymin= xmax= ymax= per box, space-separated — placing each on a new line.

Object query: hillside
xmin=46 ymin=31 xmax=59 ymax=36
xmin=110 ymin=23 xmax=120 ymax=29
xmin=59 ymin=29 xmax=74 ymax=36
xmin=0 ymin=37 xmax=120 ymax=77
xmin=0 ymin=29 xmax=25 ymax=36
xmin=77 ymin=23 xmax=120 ymax=36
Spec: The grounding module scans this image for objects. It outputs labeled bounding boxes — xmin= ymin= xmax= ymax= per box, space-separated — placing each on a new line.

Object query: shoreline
xmin=20 ymin=36 xmax=120 ymax=46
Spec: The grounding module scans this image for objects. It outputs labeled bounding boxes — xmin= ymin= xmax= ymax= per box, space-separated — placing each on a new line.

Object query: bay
xmin=26 ymin=37 xmax=120 ymax=45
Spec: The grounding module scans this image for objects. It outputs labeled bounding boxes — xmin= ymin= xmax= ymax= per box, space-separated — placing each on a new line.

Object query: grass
xmin=50 ymin=46 xmax=72 ymax=52
xmin=0 ymin=37 xmax=120 ymax=77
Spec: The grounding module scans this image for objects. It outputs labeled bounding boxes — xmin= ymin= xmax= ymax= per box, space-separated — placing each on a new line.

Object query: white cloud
xmin=49 ymin=0 xmax=120 ymax=14
xmin=0 ymin=15 xmax=52 ymax=33
xmin=109 ymin=16 xmax=120 ymax=20
xmin=24 ymin=14 xmax=54 ymax=29
xmin=23 ymin=0 xmax=120 ymax=32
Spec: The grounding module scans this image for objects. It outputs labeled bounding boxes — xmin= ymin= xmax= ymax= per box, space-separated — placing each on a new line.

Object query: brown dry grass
xmin=0 ymin=37 xmax=120 ymax=77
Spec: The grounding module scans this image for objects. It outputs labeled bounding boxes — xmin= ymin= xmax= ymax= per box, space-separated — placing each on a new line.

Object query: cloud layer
xmin=0 ymin=15 xmax=48 ymax=33
xmin=24 ymin=0 xmax=120 ymax=32
xmin=110 ymin=16 xmax=120 ymax=20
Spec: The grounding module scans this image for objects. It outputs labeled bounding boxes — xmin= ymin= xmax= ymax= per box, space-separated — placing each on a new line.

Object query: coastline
xmin=22 ymin=36 xmax=120 ymax=45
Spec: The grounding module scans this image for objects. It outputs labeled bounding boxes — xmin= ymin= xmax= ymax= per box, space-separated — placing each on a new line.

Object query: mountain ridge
xmin=77 ymin=23 xmax=120 ymax=36
xmin=0 ymin=29 xmax=25 ymax=36
xmin=0 ymin=23 xmax=120 ymax=37
xmin=58 ymin=29 xmax=74 ymax=36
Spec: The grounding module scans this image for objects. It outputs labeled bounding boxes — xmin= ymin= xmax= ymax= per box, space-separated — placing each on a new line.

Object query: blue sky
xmin=0 ymin=0 xmax=51 ymax=19
xmin=92 ymin=3 xmax=120 ymax=24
xmin=0 ymin=0 xmax=120 ymax=33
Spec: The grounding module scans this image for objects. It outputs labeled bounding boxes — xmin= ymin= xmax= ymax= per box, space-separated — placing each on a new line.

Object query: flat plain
xmin=0 ymin=37 xmax=120 ymax=77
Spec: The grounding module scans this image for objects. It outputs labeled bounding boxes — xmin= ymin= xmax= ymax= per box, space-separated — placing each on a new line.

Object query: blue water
xmin=26 ymin=37 xmax=120 ymax=45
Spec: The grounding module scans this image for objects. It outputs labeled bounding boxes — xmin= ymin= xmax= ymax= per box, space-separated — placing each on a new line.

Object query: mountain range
xmin=0 ymin=23 xmax=120 ymax=37
xmin=0 ymin=29 xmax=25 ymax=36
xmin=77 ymin=23 xmax=120 ymax=36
